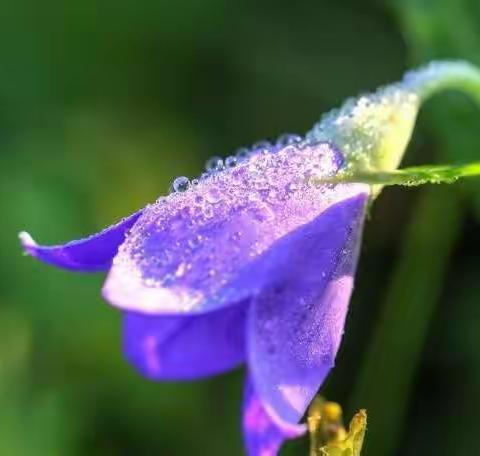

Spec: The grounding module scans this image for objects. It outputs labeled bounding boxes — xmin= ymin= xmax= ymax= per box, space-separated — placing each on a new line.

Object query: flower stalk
xmin=403 ymin=60 xmax=480 ymax=105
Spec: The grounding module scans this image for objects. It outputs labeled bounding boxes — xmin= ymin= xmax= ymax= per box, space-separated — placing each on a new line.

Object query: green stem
xmin=349 ymin=186 xmax=463 ymax=456
xmin=404 ymin=60 xmax=480 ymax=104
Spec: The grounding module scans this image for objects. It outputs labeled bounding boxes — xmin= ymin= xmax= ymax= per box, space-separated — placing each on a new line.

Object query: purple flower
xmin=19 ymin=59 xmax=480 ymax=455
xmin=20 ymin=141 xmax=369 ymax=455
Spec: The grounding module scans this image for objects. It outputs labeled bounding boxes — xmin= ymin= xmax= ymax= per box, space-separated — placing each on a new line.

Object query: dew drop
xmin=235 ymin=147 xmax=250 ymax=161
xmin=172 ymin=176 xmax=190 ymax=193
xmin=206 ymin=156 xmax=224 ymax=172
xmin=251 ymin=140 xmax=272 ymax=152
xmin=296 ymin=139 xmax=310 ymax=149
xmin=175 ymin=262 xmax=188 ymax=278
xmin=285 ymin=182 xmax=299 ymax=193
xmin=225 ymin=155 xmax=238 ymax=168
xmin=276 ymin=133 xmax=302 ymax=147
xmin=205 ymin=188 xmax=223 ymax=204
xmin=231 ymin=231 xmax=242 ymax=241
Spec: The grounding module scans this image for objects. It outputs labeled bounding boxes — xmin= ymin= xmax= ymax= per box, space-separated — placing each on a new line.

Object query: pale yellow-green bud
xmin=307 ymin=61 xmax=480 ymax=184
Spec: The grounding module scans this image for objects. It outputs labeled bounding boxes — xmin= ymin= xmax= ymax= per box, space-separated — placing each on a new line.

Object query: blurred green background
xmin=1 ymin=0 xmax=480 ymax=454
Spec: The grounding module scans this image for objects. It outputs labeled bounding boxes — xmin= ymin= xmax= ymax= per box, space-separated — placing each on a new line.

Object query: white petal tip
xmin=19 ymin=231 xmax=37 ymax=248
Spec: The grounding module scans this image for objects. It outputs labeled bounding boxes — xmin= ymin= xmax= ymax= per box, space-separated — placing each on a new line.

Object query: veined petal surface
xmin=247 ymin=194 xmax=368 ymax=426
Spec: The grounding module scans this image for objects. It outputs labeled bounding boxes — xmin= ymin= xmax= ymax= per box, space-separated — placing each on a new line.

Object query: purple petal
xmin=123 ymin=301 xmax=247 ymax=380
xmin=19 ymin=210 xmax=143 ymax=272
xmin=247 ymin=194 xmax=367 ymax=426
xmin=243 ymin=376 xmax=306 ymax=456
xmin=103 ymin=142 xmax=368 ymax=315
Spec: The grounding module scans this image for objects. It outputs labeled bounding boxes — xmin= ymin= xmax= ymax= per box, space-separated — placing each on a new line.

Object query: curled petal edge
xmin=19 ymin=209 xmax=143 ymax=272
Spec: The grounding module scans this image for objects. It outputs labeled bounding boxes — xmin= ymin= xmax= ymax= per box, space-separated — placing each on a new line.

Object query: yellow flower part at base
xmin=308 ymin=398 xmax=367 ymax=456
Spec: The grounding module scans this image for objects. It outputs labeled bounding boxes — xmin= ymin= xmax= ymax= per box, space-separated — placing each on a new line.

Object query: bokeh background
xmin=1 ymin=0 xmax=480 ymax=454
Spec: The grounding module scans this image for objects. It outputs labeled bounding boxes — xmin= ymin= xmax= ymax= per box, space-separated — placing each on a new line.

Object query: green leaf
xmin=316 ymin=162 xmax=480 ymax=187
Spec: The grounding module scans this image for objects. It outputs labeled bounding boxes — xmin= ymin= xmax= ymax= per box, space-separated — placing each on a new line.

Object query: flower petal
xmin=103 ymin=142 xmax=367 ymax=315
xmin=243 ymin=376 xmax=306 ymax=456
xmin=247 ymin=193 xmax=368 ymax=426
xmin=123 ymin=301 xmax=247 ymax=380
xmin=19 ymin=210 xmax=143 ymax=272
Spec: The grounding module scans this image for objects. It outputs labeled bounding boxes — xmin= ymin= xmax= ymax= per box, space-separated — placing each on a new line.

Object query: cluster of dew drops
xmin=131 ymin=132 xmax=313 ymax=293
xmin=119 ymin=128 xmax=351 ymax=298
xmin=169 ymin=133 xmax=303 ymax=194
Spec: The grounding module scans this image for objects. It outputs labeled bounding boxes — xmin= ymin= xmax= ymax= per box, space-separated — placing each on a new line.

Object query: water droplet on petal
xmin=206 ymin=156 xmax=224 ymax=172
xmin=205 ymin=188 xmax=223 ymax=204
xmin=276 ymin=133 xmax=302 ymax=147
xmin=231 ymin=231 xmax=242 ymax=241
xmin=225 ymin=156 xmax=238 ymax=168
xmin=251 ymin=140 xmax=272 ymax=153
xmin=175 ymin=262 xmax=188 ymax=278
xmin=285 ymin=182 xmax=299 ymax=193
xmin=296 ymin=139 xmax=310 ymax=149
xmin=172 ymin=176 xmax=190 ymax=193
xmin=235 ymin=147 xmax=250 ymax=161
